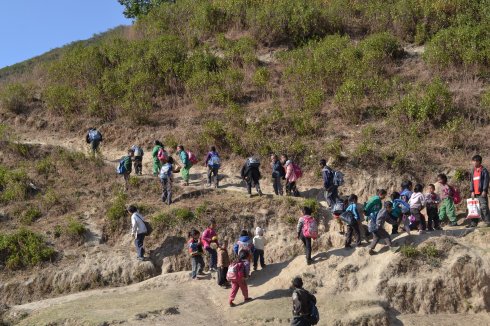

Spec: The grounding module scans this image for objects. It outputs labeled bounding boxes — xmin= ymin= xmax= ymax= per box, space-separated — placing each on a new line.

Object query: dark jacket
xmin=470 ymin=166 xmax=489 ymax=195
xmin=292 ymin=288 xmax=316 ymax=317
xmin=321 ymin=167 xmax=334 ymax=190
xmin=272 ymin=160 xmax=285 ymax=178
xmin=241 ymin=164 xmax=261 ymax=183
xmin=123 ymin=156 xmax=132 ymax=174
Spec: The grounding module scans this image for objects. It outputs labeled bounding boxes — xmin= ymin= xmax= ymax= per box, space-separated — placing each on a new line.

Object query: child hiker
xmin=188 ymin=229 xmax=205 ymax=280
xmin=217 ymin=240 xmax=230 ymax=288
xmin=253 ymin=227 xmax=266 ymax=271
xmin=344 ymin=194 xmax=362 ymax=248
xmin=227 ymin=250 xmax=253 ymax=307
xmin=368 ymin=202 xmax=398 ymax=255
xmin=425 ymin=184 xmax=441 ymax=231
xmin=409 ymin=183 xmax=426 ymax=233
xmin=437 ymin=173 xmax=458 ymax=227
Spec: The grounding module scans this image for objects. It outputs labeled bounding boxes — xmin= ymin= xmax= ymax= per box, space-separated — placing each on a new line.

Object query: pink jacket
xmin=285 ymin=162 xmax=298 ymax=183
xmin=201 ymin=227 xmax=217 ymax=249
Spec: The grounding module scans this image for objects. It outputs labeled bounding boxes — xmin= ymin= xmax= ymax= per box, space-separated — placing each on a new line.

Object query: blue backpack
xmin=159 ymin=163 xmax=172 ymax=180
xmin=116 ymin=157 xmax=128 ymax=175
xmin=394 ymin=199 xmax=410 ymax=214
xmin=88 ymin=129 xmax=102 ymax=142
xmin=208 ymin=152 xmax=221 ymax=168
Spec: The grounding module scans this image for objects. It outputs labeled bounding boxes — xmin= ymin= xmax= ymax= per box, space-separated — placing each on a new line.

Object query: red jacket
xmin=201 ymin=227 xmax=217 ymax=249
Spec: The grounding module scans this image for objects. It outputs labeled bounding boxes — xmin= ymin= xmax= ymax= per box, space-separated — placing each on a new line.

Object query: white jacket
xmin=253 ymin=235 xmax=266 ymax=250
xmin=409 ymin=192 xmax=425 ymax=210
xmin=131 ymin=212 xmax=147 ymax=237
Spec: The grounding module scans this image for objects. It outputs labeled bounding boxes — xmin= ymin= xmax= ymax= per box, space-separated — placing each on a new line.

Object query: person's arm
xmin=205 ymin=152 xmax=211 ymax=166
xmin=285 ymin=165 xmax=292 ymax=180
xmin=202 ymin=229 xmax=211 ymax=243
xmin=352 ymin=206 xmax=360 ymax=220
xmin=296 ymin=217 xmax=303 ymax=238
xmin=233 ymin=243 xmax=238 ymax=255
xmin=470 ymin=169 xmax=475 ymax=194
xmin=131 ymin=215 xmax=136 ymax=235
xmin=483 ymin=168 xmax=489 ymax=195
xmin=241 ymin=165 xmax=246 ymax=179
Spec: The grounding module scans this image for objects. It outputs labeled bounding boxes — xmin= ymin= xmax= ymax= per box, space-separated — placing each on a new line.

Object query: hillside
xmin=1 ymin=1 xmax=490 ymax=325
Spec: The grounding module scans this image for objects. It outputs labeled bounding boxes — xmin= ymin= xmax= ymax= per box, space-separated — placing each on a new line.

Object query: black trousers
xmin=300 ymin=235 xmax=312 ymax=262
xmin=133 ymin=156 xmax=143 ymax=175
xmin=345 ymin=221 xmax=361 ymax=246
xmin=253 ymin=249 xmax=265 ymax=269
xmin=217 ymin=266 xmax=228 ymax=286
xmin=427 ymin=206 xmax=440 ymax=229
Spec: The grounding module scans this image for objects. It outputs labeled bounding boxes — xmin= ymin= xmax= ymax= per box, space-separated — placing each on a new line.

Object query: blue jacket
xmin=400 ymin=189 xmax=412 ymax=203
xmin=322 ymin=167 xmax=334 ymax=189
xmin=178 ymin=150 xmax=190 ymax=167
xmin=233 ymin=236 xmax=255 ymax=255
xmin=272 ymin=160 xmax=285 ymax=178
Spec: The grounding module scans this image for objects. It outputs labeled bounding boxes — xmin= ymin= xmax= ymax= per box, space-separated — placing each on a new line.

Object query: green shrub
xmin=36 ymin=157 xmax=54 ymax=175
xmin=54 ymin=225 xmax=62 ymax=238
xmin=0 ymin=229 xmax=56 ymax=270
xmin=252 ymin=67 xmax=270 ymax=91
xmin=303 ymin=199 xmax=320 ymax=217
xmin=0 ymin=166 xmax=29 ymax=203
xmin=66 ymin=218 xmax=87 ymax=239
xmin=106 ymin=191 xmax=128 ymax=221
xmin=43 ymin=84 xmax=80 ymax=114
xmin=21 ymin=207 xmax=42 ymax=225
xmin=173 ymin=207 xmax=195 ymax=223
xmin=195 ymin=202 xmax=209 ymax=218
xmin=283 ymin=215 xmax=296 ymax=225
xmin=0 ymin=83 xmax=30 ymax=113
xmin=152 ymin=212 xmax=175 ymax=231
xmin=326 ymin=138 xmax=343 ymax=162
xmin=400 ymin=245 xmax=419 ymax=258
xmin=420 ymin=243 xmax=440 ymax=258
xmin=42 ymin=188 xmax=60 ymax=209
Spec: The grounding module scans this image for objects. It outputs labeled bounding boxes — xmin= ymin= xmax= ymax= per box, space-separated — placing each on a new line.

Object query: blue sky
xmin=0 ymin=1 xmax=131 ymax=68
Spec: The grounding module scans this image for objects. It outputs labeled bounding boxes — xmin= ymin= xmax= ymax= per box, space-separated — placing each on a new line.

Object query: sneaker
xmin=258 ymin=190 xmax=263 ymax=197
xmin=244 ymin=298 xmax=253 ymax=302
xmin=449 ymin=222 xmax=458 ymax=227
xmin=229 ymin=302 xmax=236 ymax=307
xmin=434 ymin=226 xmax=443 ymax=230
xmin=465 ymin=223 xmax=476 ymax=229
xmin=418 ymin=230 xmax=425 ymax=234
xmin=198 ymin=271 xmax=206 ymax=276
xmin=368 ymin=249 xmax=376 ymax=255
xmin=427 ymin=228 xmax=434 ymax=232
xmin=137 ymin=257 xmax=144 ymax=261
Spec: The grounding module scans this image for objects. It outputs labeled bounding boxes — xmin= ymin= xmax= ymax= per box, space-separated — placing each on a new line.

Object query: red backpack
xmin=302 ymin=215 xmax=318 ymax=239
xmin=226 ymin=261 xmax=245 ymax=282
xmin=450 ymin=186 xmax=462 ymax=205
xmin=157 ymin=148 xmax=168 ymax=162
xmin=293 ymin=163 xmax=303 ymax=178
xmin=187 ymin=150 xmax=198 ymax=165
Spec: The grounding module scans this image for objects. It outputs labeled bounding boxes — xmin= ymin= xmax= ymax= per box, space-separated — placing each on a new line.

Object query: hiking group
xmin=88 ymin=128 xmax=489 ymax=326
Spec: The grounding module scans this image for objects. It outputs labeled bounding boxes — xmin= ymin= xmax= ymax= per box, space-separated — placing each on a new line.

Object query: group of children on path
xmin=91 ymin=128 xmax=489 ymax=325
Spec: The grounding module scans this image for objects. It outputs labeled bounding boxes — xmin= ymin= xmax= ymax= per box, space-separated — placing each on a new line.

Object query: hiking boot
xmin=449 ymin=222 xmax=458 ymax=227
xmin=229 ymin=301 xmax=236 ymax=307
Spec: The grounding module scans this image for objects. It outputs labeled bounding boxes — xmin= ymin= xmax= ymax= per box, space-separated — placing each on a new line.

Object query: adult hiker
xmin=151 ymin=141 xmax=164 ymax=176
xmin=128 ymin=205 xmax=148 ymax=261
xmin=201 ymin=219 xmax=219 ymax=272
xmin=297 ymin=206 xmax=318 ymax=265
xmin=131 ymin=145 xmax=144 ymax=176
xmin=469 ymin=155 xmax=490 ymax=228
xmin=118 ymin=149 xmax=134 ymax=191
xmin=320 ymin=159 xmax=339 ymax=207
xmin=241 ymin=157 xmax=263 ymax=197
xmin=283 ymin=155 xmax=301 ymax=197
xmin=176 ymin=145 xmax=192 ymax=186
xmin=271 ymin=154 xmax=285 ymax=196
xmin=205 ymin=146 xmax=221 ymax=188
xmin=290 ymin=276 xmax=318 ymax=326
xmin=368 ymin=202 xmax=397 ymax=255
xmin=437 ymin=173 xmax=458 ymax=227
xmin=159 ymin=156 xmax=174 ymax=205
xmin=86 ymin=128 xmax=102 ymax=155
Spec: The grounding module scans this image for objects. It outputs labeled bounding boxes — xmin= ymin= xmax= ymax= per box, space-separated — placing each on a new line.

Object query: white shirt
xmin=131 ymin=212 xmax=147 ymax=237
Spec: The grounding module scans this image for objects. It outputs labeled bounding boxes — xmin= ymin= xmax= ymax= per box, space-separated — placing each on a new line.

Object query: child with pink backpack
xmin=227 ymin=251 xmax=253 ymax=307
xmin=296 ymin=206 xmax=318 ymax=265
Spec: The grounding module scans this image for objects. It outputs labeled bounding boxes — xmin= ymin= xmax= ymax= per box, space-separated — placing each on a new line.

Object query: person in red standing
xmin=469 ymin=155 xmax=490 ymax=228
xmin=201 ymin=219 xmax=219 ymax=272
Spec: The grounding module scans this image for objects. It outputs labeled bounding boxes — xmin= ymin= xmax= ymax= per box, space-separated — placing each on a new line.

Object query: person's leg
xmin=213 ymin=168 xmax=219 ymax=187
xmin=198 ymin=255 xmax=205 ymax=273
xmin=438 ymin=199 xmax=447 ymax=222
xmin=239 ymin=279 xmax=249 ymax=299
xmin=305 ymin=237 xmax=312 ymax=262
xmin=207 ymin=167 xmax=212 ymax=185
xmin=273 ymin=177 xmax=279 ymax=195
xmin=124 ymin=173 xmax=130 ymax=190
xmin=191 ymin=257 xmax=197 ymax=278
xmin=229 ymin=281 xmax=239 ymax=303
xmin=447 ymin=199 xmax=457 ymax=223
xmin=368 ymin=231 xmax=380 ymax=250
xmin=345 ymin=225 xmax=353 ymax=247
xmin=246 ymin=180 xmax=252 ymax=195
xmin=259 ymin=250 xmax=265 ymax=268
xmin=285 ymin=182 xmax=291 ymax=196
xmin=253 ymin=250 xmax=259 ymax=270
xmin=420 ymin=213 xmax=427 ymax=231
xmin=166 ymin=179 xmax=172 ymax=205
xmin=478 ymin=195 xmax=490 ymax=225
xmin=161 ymin=179 xmax=167 ymax=202
xmin=353 ymin=222 xmax=361 ymax=246
xmin=217 ymin=267 xmax=223 ymax=285
xmin=205 ymin=248 xmax=217 ymax=269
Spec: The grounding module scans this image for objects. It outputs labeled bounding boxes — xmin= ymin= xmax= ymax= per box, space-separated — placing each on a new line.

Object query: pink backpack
xmin=157 ymin=148 xmax=168 ymax=162
xmin=226 ymin=261 xmax=245 ymax=282
xmin=450 ymin=186 xmax=461 ymax=205
xmin=302 ymin=215 xmax=318 ymax=239
xmin=187 ymin=150 xmax=198 ymax=165
xmin=293 ymin=163 xmax=303 ymax=178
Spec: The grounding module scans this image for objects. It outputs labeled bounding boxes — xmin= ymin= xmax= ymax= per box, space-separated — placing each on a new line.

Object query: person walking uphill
xmin=177 ymin=145 xmax=192 ymax=186
xmin=202 ymin=219 xmax=219 ymax=272
xmin=437 ymin=173 xmax=458 ymax=226
xmin=227 ymin=250 xmax=253 ymax=307
xmin=117 ymin=149 xmax=134 ymax=191
xmin=131 ymin=145 xmax=144 ymax=175
xmin=151 ymin=141 xmax=164 ymax=176
xmin=241 ymin=157 xmax=263 ymax=197
xmin=320 ymin=159 xmax=339 ymax=207
xmin=297 ymin=206 xmax=318 ymax=265
xmin=271 ymin=154 xmax=285 ymax=196
xmin=291 ymin=277 xmax=319 ymax=326
xmin=128 ymin=205 xmax=147 ymax=261
xmin=470 ymin=155 xmax=490 ymax=228
xmin=159 ymin=157 xmax=174 ymax=205
xmin=86 ymin=128 xmax=102 ymax=155
xmin=368 ymin=202 xmax=398 ymax=255
xmin=205 ymin=146 xmax=221 ymax=188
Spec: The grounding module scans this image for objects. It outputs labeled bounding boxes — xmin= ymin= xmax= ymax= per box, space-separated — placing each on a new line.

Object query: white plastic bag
xmin=466 ymin=198 xmax=481 ymax=219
